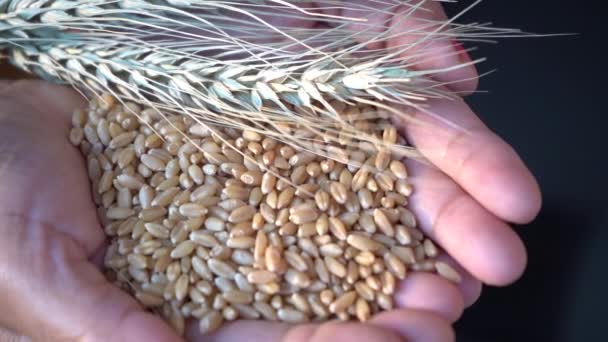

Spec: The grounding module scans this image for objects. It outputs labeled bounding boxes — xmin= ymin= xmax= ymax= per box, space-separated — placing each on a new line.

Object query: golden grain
xmin=178 ymin=203 xmax=208 ymax=217
xmin=265 ymin=246 xmax=286 ymax=274
xmin=76 ymin=96 xmax=446 ymax=332
xmin=329 ymin=182 xmax=348 ymax=204
xmin=208 ymin=259 xmax=236 ymax=278
xmin=189 ymin=231 xmax=219 ymax=247
xmin=373 ymin=209 xmax=394 ymax=237
xmin=229 ymin=205 xmax=256 ymax=223
xmin=423 ymin=239 xmax=439 ymax=258
xmin=277 ymin=307 xmax=308 ymax=323
xmin=329 ymin=291 xmax=357 ymax=313
xmin=435 ymin=261 xmax=462 ymax=283
xmin=324 ymin=256 xmax=346 ymax=278
xmin=254 ymin=301 xmax=278 ymax=320
xmin=199 ymin=310 xmax=223 ymax=334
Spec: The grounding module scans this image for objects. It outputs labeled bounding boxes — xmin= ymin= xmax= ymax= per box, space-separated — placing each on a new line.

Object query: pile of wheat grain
xmin=69 ymin=94 xmax=461 ymax=335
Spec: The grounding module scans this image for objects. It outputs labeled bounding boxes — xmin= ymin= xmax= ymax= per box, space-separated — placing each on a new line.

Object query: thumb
xmin=0 ymin=214 xmax=182 ymax=342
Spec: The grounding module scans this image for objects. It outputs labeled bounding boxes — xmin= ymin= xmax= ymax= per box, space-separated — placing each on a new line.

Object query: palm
xmin=0 ymin=82 xmax=104 ymax=255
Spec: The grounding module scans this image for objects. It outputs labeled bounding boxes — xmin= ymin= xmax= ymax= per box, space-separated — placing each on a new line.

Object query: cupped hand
xmin=0 ymin=80 xmax=453 ymax=342
xmin=0 ymin=2 xmax=541 ymax=342
xmin=263 ymin=0 xmax=541 ymax=319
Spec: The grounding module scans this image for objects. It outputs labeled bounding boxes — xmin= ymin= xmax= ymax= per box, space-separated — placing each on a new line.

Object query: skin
xmin=0 ymin=2 xmax=541 ymax=342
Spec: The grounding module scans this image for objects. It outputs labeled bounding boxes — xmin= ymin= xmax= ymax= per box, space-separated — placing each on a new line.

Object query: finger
xmin=187 ymin=309 xmax=453 ymax=342
xmin=371 ymin=309 xmax=455 ymax=342
xmin=387 ymin=0 xmax=479 ymax=94
xmin=405 ymin=159 xmax=527 ymax=285
xmin=0 ymin=215 xmax=182 ymax=342
xmin=215 ymin=321 xmax=403 ymax=342
xmin=393 ymin=272 xmax=464 ymax=322
xmin=328 ymin=0 xmax=478 ymax=94
xmin=395 ymin=97 xmax=542 ymax=224
xmin=188 ymin=321 xmax=403 ymax=342
xmin=0 ymin=326 xmax=30 ymax=342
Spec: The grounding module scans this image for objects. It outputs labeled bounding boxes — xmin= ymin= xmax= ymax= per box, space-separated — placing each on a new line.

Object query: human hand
xmin=0 ymin=80 xmax=453 ymax=342
xmin=0 ymin=2 xmax=541 ymax=342
xmin=0 ymin=81 xmax=184 ymax=341
xmin=252 ymin=0 xmax=542 ymax=318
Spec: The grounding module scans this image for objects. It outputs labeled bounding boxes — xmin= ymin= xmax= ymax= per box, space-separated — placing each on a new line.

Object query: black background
xmin=443 ymin=1 xmax=607 ymax=341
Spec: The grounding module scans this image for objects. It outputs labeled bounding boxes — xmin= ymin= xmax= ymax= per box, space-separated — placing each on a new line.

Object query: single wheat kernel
xmin=354 ymin=282 xmax=375 ymax=301
xmin=324 ymin=256 xmax=346 ymax=278
xmin=199 ymin=310 xmax=223 ymax=334
xmin=277 ymin=188 xmax=296 ymax=209
xmin=381 ymin=271 xmax=396 ymax=295
xmin=289 ymin=208 xmax=319 ymax=225
xmin=228 ymin=205 xmax=256 ymax=223
xmin=423 ymin=239 xmax=439 ymax=258
xmin=144 ymin=223 xmax=170 ymax=239
xmin=376 ymin=293 xmax=393 ymax=310
xmin=285 ymin=269 xmax=312 ymax=288
xmin=247 ymin=270 xmax=277 ymax=284
xmin=384 ymin=252 xmax=406 ymax=280
xmin=277 ymin=307 xmax=308 ymax=323
xmin=284 ymin=251 xmax=308 ymax=272
xmin=106 ymin=207 xmax=135 ymax=220
xmin=189 ymin=231 xmax=219 ymax=247
xmin=347 ymin=234 xmax=381 ymax=252
xmin=290 ymin=293 xmax=311 ymax=314
xmin=315 ymin=215 xmax=329 ymax=236
xmin=435 ymin=261 xmax=462 ymax=283
xmin=329 ymin=182 xmax=348 ymax=204
xmin=234 ymin=304 xmax=261 ymax=319
xmin=178 ymin=203 xmax=208 ymax=218
xmin=171 ymin=241 xmax=197 ymax=259
xmin=265 ymin=246 xmax=286 ymax=274
xmin=314 ymin=190 xmax=330 ymax=212
xmin=222 ymin=306 xmax=239 ymax=321
xmin=232 ymin=250 xmax=255 ymax=266
xmin=389 ymin=160 xmax=408 ymax=179
xmin=226 ymin=236 xmax=255 ymax=249
xmin=319 ymin=244 xmax=343 ymax=258
xmin=135 ymin=291 xmax=164 ymax=307
xmin=375 ymin=149 xmax=390 ymax=170
xmin=329 ymin=291 xmax=357 ymax=314
xmin=319 ymin=289 xmax=335 ymax=306
xmin=223 ymin=290 xmax=253 ymax=304
xmin=373 ymin=209 xmax=395 ymax=237
xmin=208 ymin=259 xmax=236 ymax=279
xmin=254 ymin=301 xmax=278 ymax=320
xmin=328 ymin=217 xmax=348 ymax=241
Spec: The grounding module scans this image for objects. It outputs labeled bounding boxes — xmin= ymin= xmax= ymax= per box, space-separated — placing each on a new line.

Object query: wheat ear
xmin=0 ymin=0 xmax=524 ymax=160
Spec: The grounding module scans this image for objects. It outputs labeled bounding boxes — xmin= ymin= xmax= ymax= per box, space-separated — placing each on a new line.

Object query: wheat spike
xmin=0 ymin=0 xmax=524 ymax=160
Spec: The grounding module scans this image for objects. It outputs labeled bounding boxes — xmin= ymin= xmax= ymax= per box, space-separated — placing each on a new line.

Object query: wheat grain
xmin=70 ymin=95 xmax=459 ymax=336
xmin=435 ymin=261 xmax=462 ymax=283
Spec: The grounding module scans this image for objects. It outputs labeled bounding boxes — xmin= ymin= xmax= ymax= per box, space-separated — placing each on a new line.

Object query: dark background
xmin=444 ymin=1 xmax=607 ymax=341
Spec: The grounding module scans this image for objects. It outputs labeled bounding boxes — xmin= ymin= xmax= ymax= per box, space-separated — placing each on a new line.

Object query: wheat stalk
xmin=0 ymin=0 xmax=524 ymax=160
